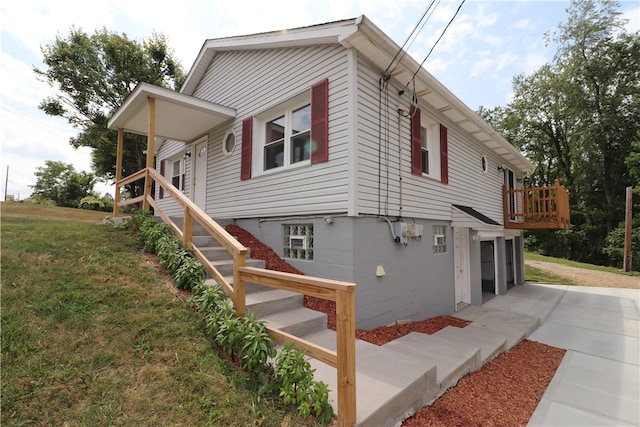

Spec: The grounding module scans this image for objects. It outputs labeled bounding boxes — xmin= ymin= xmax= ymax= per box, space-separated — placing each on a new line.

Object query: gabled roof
xmin=108 ymin=82 xmax=235 ymax=142
xmin=181 ymin=16 xmax=534 ymax=173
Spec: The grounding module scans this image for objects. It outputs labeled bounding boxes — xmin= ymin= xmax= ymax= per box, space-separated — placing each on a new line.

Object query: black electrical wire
xmin=383 ymin=0 xmax=437 ymax=76
xmin=388 ymin=0 xmax=440 ymax=76
xmin=409 ymin=0 xmax=466 ymax=84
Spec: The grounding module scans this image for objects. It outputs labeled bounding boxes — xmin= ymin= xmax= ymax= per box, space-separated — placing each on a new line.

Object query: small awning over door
xmin=451 ymin=204 xmax=502 ymax=230
xmin=107 ymin=82 xmax=236 ymax=143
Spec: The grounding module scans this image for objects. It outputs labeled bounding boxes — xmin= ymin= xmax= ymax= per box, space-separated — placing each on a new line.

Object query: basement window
xmin=433 ymin=225 xmax=447 ymax=254
xmin=284 ymin=224 xmax=314 ymax=260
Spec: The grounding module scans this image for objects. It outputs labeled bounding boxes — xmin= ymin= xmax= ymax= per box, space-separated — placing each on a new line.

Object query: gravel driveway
xmin=525 ymin=260 xmax=640 ymax=289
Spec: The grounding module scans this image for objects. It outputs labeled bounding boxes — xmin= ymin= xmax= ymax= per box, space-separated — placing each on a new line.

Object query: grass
xmin=526 ymin=251 xmax=638 ymax=276
xmin=0 ymin=202 xmax=306 ymax=426
xmin=524 ymin=264 xmax=578 ymax=285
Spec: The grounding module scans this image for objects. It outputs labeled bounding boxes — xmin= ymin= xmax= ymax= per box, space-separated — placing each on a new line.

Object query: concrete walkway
xmin=473 ymin=283 xmax=639 ymax=427
xmin=525 ymin=284 xmax=639 ymax=426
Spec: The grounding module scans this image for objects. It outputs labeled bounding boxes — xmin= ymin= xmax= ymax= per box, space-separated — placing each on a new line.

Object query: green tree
xmin=34 ymin=28 xmax=185 ymax=198
xmin=483 ymin=0 xmax=639 ymax=266
xmin=30 ymin=160 xmax=96 ymax=207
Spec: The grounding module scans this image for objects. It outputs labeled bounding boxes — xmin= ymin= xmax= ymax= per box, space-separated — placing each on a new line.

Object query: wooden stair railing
xmin=113 ymin=167 xmax=357 ymax=426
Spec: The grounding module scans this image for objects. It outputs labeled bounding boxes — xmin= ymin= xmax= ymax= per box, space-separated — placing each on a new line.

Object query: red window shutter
xmin=310 ymin=78 xmax=329 ymax=164
xmin=241 ymin=117 xmax=253 ymax=180
xmin=440 ymin=124 xmax=449 ymax=184
xmin=410 ymin=105 xmax=422 ymax=175
xmin=159 ymin=159 xmax=165 ymax=198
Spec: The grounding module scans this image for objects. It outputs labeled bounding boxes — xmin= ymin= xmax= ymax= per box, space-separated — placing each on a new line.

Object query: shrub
xmin=275 ymin=343 xmax=333 ymax=422
xmin=172 ymin=257 xmax=205 ymax=291
xmin=241 ymin=314 xmax=276 ymax=375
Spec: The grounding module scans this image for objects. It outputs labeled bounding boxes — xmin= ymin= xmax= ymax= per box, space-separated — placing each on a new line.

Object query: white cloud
xmin=509 ymin=18 xmax=532 ymax=31
xmin=470 ymin=50 xmax=517 ymax=76
xmin=623 ymin=6 xmax=640 ymax=33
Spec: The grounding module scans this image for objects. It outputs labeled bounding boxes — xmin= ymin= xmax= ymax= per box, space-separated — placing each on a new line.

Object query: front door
xmin=192 ymin=139 xmax=208 ymax=210
xmin=453 ymin=227 xmax=471 ymax=310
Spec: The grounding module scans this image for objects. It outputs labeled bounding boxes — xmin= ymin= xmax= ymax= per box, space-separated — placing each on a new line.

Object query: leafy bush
xmin=241 ymin=314 xmax=276 ymax=375
xmin=78 ymin=195 xmax=114 ymax=212
xmin=275 ymin=344 xmax=333 ymax=422
xmin=172 ymin=257 xmax=205 ymax=291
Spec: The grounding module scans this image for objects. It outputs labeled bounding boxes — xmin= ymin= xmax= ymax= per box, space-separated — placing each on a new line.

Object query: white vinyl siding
xmin=355 ymin=55 xmax=519 ymax=223
xmin=156 ymin=139 xmax=190 ymax=217
xmin=191 ymin=45 xmax=351 ymax=219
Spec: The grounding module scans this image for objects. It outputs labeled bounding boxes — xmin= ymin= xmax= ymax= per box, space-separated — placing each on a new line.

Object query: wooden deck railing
xmin=113 ymin=167 xmax=357 ymax=426
xmin=503 ymin=179 xmax=570 ymax=230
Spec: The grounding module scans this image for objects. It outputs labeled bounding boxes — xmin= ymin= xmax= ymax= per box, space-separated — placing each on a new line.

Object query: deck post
xmin=142 ymin=97 xmax=156 ymax=211
xmin=113 ymin=128 xmax=124 ymax=217
xmin=336 ymin=287 xmax=356 ymax=426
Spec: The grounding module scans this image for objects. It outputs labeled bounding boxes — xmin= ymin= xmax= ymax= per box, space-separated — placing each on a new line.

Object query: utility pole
xmin=623 ymin=186 xmax=633 ymax=272
xmin=4 ymin=165 xmax=8 ymax=201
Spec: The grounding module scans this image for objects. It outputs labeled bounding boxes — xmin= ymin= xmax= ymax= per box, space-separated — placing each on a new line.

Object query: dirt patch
xmin=526 ymin=260 xmax=640 ymax=289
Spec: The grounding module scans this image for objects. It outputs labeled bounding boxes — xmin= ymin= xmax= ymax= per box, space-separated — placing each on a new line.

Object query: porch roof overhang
xmin=451 ymin=204 xmax=503 ymax=231
xmin=107 ymin=82 xmax=235 ymax=142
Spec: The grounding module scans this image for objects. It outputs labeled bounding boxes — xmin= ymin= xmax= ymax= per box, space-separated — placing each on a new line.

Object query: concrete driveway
xmin=485 ymin=283 xmax=639 ymax=426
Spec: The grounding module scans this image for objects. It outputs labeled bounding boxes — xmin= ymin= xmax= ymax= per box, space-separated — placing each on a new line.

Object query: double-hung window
xmin=410 ymin=106 xmax=448 ymax=183
xmin=420 ymin=121 xmax=440 ymax=179
xmin=263 ymin=103 xmax=311 ymax=171
xmin=170 ymin=158 xmax=185 ymax=191
xmin=421 ymin=127 xmax=429 ymax=174
xmin=240 ymin=79 xmax=328 ymax=181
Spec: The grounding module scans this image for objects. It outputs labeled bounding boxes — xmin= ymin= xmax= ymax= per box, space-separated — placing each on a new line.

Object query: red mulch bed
xmin=226 ymin=224 xmax=566 ymax=425
xmin=402 ymin=339 xmax=566 ymax=426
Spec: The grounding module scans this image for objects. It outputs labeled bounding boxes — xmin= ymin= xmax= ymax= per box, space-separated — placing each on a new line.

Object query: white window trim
xmin=222 ymin=129 xmax=236 ymax=156
xmin=420 ymin=114 xmax=441 ymax=180
xmin=253 ymin=92 xmax=311 ymax=176
xmin=167 ymin=155 xmax=185 ymax=192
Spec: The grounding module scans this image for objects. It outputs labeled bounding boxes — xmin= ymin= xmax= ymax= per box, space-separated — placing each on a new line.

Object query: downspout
xmin=397 ymin=113 xmax=403 ymax=218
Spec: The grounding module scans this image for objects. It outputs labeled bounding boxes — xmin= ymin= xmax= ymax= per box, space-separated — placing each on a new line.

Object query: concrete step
xmin=207 ymin=258 xmax=265 ymax=277
xmin=260 ymin=307 xmax=327 ymax=337
xmin=382 ymin=332 xmax=481 ymax=390
xmin=435 ymin=325 xmax=508 ymax=363
xmin=192 ymin=235 xmax=223 ymax=247
xmin=246 ymin=289 xmax=304 ymax=317
xmin=198 ymin=246 xmax=234 ymax=261
xmin=309 ymin=339 xmax=438 ymax=427
xmin=301 ymin=328 xmax=337 ymax=351
xmin=169 ymin=216 xmax=234 ymax=235
xmin=453 ymin=306 xmax=541 ymax=349
xmin=205 ymin=277 xmax=266 ymax=294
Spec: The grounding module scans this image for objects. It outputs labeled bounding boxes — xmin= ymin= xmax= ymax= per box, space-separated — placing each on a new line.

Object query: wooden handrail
xmin=238 ymin=266 xmax=356 ymax=426
xmin=113 ymin=166 xmax=358 ymax=426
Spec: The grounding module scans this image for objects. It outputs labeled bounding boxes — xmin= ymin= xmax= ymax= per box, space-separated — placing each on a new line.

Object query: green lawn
xmin=0 ymin=202 xmax=306 ymax=426
xmin=525 ymin=251 xmax=637 ymax=276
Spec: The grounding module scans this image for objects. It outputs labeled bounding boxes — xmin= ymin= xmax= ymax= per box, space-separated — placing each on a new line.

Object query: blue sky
xmin=1 ymin=0 xmax=638 ymax=200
